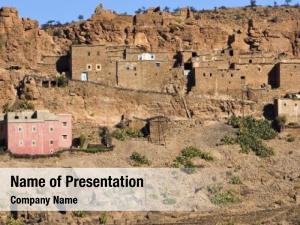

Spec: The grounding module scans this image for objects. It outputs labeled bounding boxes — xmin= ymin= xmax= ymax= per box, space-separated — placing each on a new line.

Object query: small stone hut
xmin=148 ymin=116 xmax=169 ymax=146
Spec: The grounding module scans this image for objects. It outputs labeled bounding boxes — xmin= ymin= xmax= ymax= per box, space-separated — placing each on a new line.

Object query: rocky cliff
xmin=1 ymin=4 xmax=300 ymax=70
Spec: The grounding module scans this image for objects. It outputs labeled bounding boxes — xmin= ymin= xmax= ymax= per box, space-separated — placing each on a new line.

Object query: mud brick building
xmin=71 ymin=44 xmax=175 ymax=92
xmin=275 ymin=94 xmax=300 ymax=124
xmin=0 ymin=110 xmax=72 ymax=155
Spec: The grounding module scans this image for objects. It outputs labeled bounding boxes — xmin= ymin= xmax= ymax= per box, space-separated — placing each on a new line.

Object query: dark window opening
xmin=229 ymin=50 xmax=234 ymax=56
xmin=203 ymin=73 xmax=206 ymax=77
xmin=184 ymin=63 xmax=192 ymax=70
xmin=231 ymin=74 xmax=234 ymax=77
xmin=42 ymin=81 xmax=50 ymax=88
xmin=192 ymin=52 xmax=197 ymax=57
xmin=156 ymin=63 xmax=161 ymax=68
xmin=88 ymin=52 xmax=91 ymax=56
xmin=241 ymin=76 xmax=245 ymax=80
xmin=97 ymin=51 xmax=100 ymax=56
xmin=249 ymin=59 xmax=253 ymax=63
xmin=210 ymin=73 xmax=212 ymax=77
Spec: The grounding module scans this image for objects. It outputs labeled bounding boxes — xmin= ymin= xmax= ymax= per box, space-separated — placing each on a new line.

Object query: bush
xmin=219 ymin=135 xmax=236 ymax=145
xmin=227 ymin=116 xmax=276 ymax=157
xmin=211 ymin=190 xmax=239 ymax=205
xmin=173 ymin=146 xmax=213 ymax=168
xmin=3 ymin=100 xmax=34 ymax=113
xmin=18 ymin=101 xmax=34 ymax=111
xmin=98 ymin=214 xmax=107 ymax=224
xmin=112 ymin=128 xmax=143 ymax=141
xmin=287 ymin=134 xmax=295 ymax=142
xmin=6 ymin=218 xmax=24 ymax=225
xmin=57 ymin=75 xmax=68 ymax=87
xmin=73 ymin=211 xmax=86 ymax=217
xmin=229 ymin=176 xmax=242 ymax=185
xmin=130 ymin=152 xmax=151 ymax=166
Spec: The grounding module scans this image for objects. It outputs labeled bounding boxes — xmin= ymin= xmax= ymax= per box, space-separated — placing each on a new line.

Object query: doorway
xmin=81 ymin=72 xmax=88 ymax=81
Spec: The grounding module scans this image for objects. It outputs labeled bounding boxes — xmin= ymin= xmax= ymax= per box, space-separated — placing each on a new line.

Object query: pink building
xmin=0 ymin=110 xmax=72 ymax=155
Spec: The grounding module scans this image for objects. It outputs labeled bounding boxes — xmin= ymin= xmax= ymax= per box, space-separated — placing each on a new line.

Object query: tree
xmin=163 ymin=6 xmax=170 ymax=12
xmin=78 ymin=15 xmax=84 ymax=20
xmin=285 ymin=0 xmax=292 ymax=5
xmin=250 ymin=0 xmax=257 ymax=7
xmin=173 ymin=7 xmax=180 ymax=13
xmin=135 ymin=7 xmax=145 ymax=14
xmin=189 ymin=6 xmax=197 ymax=12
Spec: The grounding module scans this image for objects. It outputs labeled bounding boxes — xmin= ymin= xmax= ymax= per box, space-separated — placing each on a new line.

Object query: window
xmin=156 ymin=63 xmax=161 ymax=68
xmin=210 ymin=73 xmax=212 ymax=77
xmin=97 ymin=51 xmax=100 ymax=56
xmin=87 ymin=64 xmax=92 ymax=71
xmin=88 ymin=51 xmax=91 ymax=56
xmin=96 ymin=64 xmax=102 ymax=71
xmin=49 ymin=127 xmax=54 ymax=132
xmin=62 ymin=135 xmax=68 ymax=140
xmin=32 ymin=140 xmax=36 ymax=147
xmin=284 ymin=103 xmax=287 ymax=107
xmin=49 ymin=140 xmax=54 ymax=145
xmin=231 ymin=74 xmax=234 ymax=77
xmin=203 ymin=73 xmax=206 ymax=77
xmin=18 ymin=127 xmax=23 ymax=133
xmin=32 ymin=126 xmax=37 ymax=132
xmin=19 ymin=140 xmax=24 ymax=147
xmin=249 ymin=59 xmax=253 ymax=64
xmin=63 ymin=122 xmax=67 ymax=127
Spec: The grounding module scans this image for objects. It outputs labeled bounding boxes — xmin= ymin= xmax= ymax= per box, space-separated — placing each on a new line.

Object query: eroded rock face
xmin=1 ymin=6 xmax=300 ymax=71
xmin=0 ymin=7 xmax=61 ymax=69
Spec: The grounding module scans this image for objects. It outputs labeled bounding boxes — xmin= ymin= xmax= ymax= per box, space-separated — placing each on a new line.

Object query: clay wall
xmin=276 ymin=63 xmax=300 ymax=92
xmin=117 ymin=60 xmax=172 ymax=92
xmin=275 ymin=98 xmax=300 ymax=123
xmin=71 ymin=45 xmax=117 ymax=86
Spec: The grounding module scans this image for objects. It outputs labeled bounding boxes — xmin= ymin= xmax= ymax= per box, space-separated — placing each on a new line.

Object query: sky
xmin=0 ymin=0 xmax=293 ymax=24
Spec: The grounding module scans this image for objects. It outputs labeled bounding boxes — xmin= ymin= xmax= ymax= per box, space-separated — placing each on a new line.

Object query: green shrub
xmin=211 ymin=190 xmax=239 ymax=205
xmin=229 ymin=176 xmax=242 ymax=185
xmin=207 ymin=184 xmax=222 ymax=194
xmin=57 ymin=75 xmax=68 ymax=87
xmin=3 ymin=100 xmax=34 ymax=113
xmin=287 ymin=134 xmax=295 ymax=142
xmin=18 ymin=100 xmax=34 ymax=110
xmin=73 ymin=211 xmax=86 ymax=217
xmin=6 ymin=218 xmax=24 ymax=225
xmin=219 ymin=135 xmax=236 ymax=145
xmin=228 ymin=116 xmax=276 ymax=157
xmin=98 ymin=214 xmax=107 ymax=224
xmin=112 ymin=128 xmax=143 ymax=141
xmin=173 ymin=146 xmax=213 ymax=168
xmin=130 ymin=152 xmax=151 ymax=166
